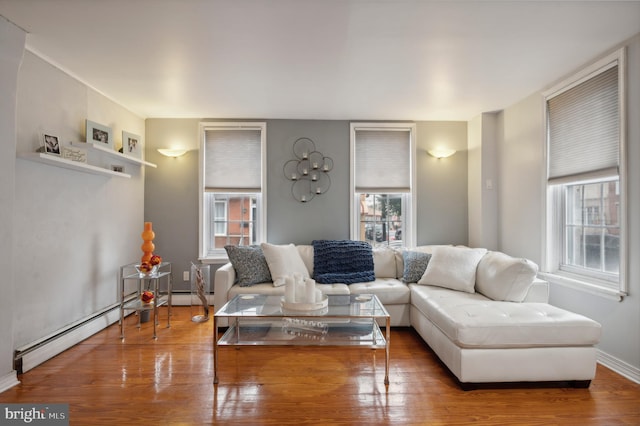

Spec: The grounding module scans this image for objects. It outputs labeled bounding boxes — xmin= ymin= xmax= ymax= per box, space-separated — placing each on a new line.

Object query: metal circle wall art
xmin=283 ymin=137 xmax=333 ymax=203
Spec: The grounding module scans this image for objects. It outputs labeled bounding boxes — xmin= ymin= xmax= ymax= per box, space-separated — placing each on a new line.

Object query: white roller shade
xmin=547 ymin=65 xmax=619 ymax=182
xmin=204 ymin=129 xmax=261 ymax=192
xmin=355 ymin=129 xmax=411 ymax=192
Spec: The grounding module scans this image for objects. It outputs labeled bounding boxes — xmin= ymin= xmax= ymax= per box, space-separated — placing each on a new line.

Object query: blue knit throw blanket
xmin=312 ymin=240 xmax=375 ymax=284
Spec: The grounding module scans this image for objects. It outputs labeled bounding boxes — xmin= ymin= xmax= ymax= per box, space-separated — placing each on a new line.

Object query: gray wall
xmin=467 ymin=113 xmax=498 ymax=250
xmin=416 ymin=121 xmax=468 ymax=245
xmin=497 ymin=34 xmax=640 ymax=374
xmin=265 ymin=120 xmax=351 ymax=244
xmin=144 ymin=119 xmax=200 ymax=292
xmin=145 ymin=118 xmax=469 ymax=291
xmin=0 ymin=16 xmax=25 ymax=389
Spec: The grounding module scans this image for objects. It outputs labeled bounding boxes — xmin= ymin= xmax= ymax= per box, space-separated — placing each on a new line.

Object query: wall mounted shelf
xmin=17 ymin=140 xmax=157 ymax=178
xmin=17 ymin=152 xmax=132 ymax=178
xmin=88 ymin=142 xmax=157 ymax=168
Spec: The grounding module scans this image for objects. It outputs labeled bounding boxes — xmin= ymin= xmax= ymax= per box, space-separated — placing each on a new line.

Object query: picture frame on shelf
xmin=111 ymin=165 xmax=125 ymax=173
xmin=122 ymin=131 xmax=141 ymax=159
xmin=43 ymin=133 xmax=61 ymax=155
xmin=62 ymin=143 xmax=87 ymax=163
xmin=86 ymin=119 xmax=113 ymax=150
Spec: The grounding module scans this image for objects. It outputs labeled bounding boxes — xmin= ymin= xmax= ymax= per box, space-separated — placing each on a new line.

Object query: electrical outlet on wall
xmin=183 ymin=271 xmax=189 ymax=281
xmin=486 ymin=179 xmax=494 ymax=190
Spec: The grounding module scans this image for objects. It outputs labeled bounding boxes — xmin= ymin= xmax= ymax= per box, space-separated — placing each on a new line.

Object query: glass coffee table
xmin=213 ymin=294 xmax=391 ymax=385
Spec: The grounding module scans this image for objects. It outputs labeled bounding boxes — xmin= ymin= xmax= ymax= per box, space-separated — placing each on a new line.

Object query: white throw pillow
xmin=476 ymin=251 xmax=539 ymax=302
xmin=261 ymin=243 xmax=310 ymax=287
xmin=373 ymin=247 xmax=397 ymax=278
xmin=418 ymin=246 xmax=487 ymax=293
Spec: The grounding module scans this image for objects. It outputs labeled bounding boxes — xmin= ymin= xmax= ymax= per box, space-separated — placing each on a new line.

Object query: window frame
xmin=349 ymin=122 xmax=417 ymax=248
xmin=213 ymin=198 xmax=228 ymax=236
xmin=561 ymin=178 xmax=620 ymax=281
xmin=199 ymin=122 xmax=267 ymax=262
xmin=542 ymin=48 xmax=627 ymax=299
xmin=358 ymin=193 xmax=406 ymax=248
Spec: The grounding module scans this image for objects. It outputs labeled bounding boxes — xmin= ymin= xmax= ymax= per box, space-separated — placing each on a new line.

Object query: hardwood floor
xmin=1 ymin=307 xmax=639 ymax=425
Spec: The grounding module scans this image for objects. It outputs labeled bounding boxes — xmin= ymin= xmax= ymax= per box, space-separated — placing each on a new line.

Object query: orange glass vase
xmin=141 ymin=222 xmax=155 ymax=264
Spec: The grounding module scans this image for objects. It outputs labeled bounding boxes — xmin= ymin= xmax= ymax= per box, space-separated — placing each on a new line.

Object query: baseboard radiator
xmin=13 ymin=292 xmax=198 ymax=374
xmin=14 ymin=303 xmax=122 ymax=374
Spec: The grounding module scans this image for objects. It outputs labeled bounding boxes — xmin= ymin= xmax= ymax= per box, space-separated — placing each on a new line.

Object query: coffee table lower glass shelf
xmin=214 ymin=294 xmax=390 ymax=385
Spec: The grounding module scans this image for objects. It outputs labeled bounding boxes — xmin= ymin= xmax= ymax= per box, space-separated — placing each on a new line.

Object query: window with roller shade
xmin=350 ymin=123 xmax=416 ymax=248
xmin=544 ymin=49 xmax=626 ymax=297
xmin=199 ymin=122 xmax=266 ymax=260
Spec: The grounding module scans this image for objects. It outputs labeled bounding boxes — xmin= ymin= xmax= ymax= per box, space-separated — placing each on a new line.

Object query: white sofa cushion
xmin=523 ymin=278 xmax=549 ymax=303
xmin=418 ymin=246 xmax=487 ymax=293
xmin=261 ymin=243 xmax=310 ymax=287
xmin=476 ymin=251 xmax=539 ymax=302
xmin=229 ymin=282 xmax=286 ymax=298
xmin=296 ymin=245 xmax=314 ymax=276
xmin=349 ymin=278 xmax=411 ymax=304
xmin=410 ymin=285 xmax=602 ymax=348
xmin=373 ymin=247 xmax=398 ymax=278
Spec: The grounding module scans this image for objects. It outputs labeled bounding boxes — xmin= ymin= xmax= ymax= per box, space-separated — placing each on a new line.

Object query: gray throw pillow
xmin=225 ymin=245 xmax=272 ymax=287
xmin=402 ymin=250 xmax=432 ymax=283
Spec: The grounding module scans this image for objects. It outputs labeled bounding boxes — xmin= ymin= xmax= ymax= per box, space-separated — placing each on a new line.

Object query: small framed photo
xmin=111 ymin=165 xmax=125 ymax=173
xmin=122 ymin=131 xmax=141 ymax=158
xmin=43 ymin=133 xmax=61 ymax=155
xmin=62 ymin=144 xmax=87 ymax=163
xmin=86 ymin=119 xmax=113 ymax=150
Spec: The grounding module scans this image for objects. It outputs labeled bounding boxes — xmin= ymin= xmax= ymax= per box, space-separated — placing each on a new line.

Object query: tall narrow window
xmin=350 ymin=123 xmax=416 ymax=248
xmin=213 ymin=199 xmax=228 ymax=236
xmin=544 ymin=49 xmax=626 ymax=297
xmin=200 ymin=122 xmax=266 ymax=260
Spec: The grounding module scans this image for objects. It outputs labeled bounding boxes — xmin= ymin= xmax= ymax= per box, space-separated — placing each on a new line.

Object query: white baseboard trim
xmin=597 ymin=349 xmax=640 ymax=384
xmin=0 ymin=370 xmax=20 ymax=393
xmin=171 ymin=294 xmax=192 ymax=306
xmin=170 ymin=293 xmax=213 ymax=307
xmin=16 ymin=307 xmax=121 ymax=373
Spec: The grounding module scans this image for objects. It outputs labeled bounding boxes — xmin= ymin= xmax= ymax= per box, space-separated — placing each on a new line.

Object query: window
xmin=350 ymin=123 xmax=416 ymax=248
xmin=213 ymin=199 xmax=227 ymax=236
xmin=564 ymin=180 xmax=620 ymax=276
xmin=199 ymin=122 xmax=266 ymax=260
xmin=544 ymin=49 xmax=626 ymax=297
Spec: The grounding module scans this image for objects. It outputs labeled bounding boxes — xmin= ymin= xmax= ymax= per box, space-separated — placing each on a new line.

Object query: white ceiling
xmin=1 ymin=0 xmax=639 ymax=121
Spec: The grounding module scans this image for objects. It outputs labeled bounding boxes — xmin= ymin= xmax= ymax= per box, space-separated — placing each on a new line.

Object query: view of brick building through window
xmin=211 ymin=195 xmax=257 ymax=248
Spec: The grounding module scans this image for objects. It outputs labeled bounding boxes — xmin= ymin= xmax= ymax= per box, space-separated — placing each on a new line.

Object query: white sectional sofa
xmin=213 ymin=241 xmax=602 ymax=388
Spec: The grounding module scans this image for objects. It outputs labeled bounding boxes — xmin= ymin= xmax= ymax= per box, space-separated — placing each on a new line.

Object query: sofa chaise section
xmin=409 ymin=246 xmax=602 ymax=387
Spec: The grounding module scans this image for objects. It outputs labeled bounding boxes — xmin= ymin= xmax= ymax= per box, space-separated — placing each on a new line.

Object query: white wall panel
xmin=13 ymin=51 xmax=144 ymax=347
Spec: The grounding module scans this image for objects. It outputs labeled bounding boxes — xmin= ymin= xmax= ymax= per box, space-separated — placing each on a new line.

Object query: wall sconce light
xmin=157 ymin=148 xmax=188 ymax=157
xmin=427 ymin=148 xmax=456 ymax=159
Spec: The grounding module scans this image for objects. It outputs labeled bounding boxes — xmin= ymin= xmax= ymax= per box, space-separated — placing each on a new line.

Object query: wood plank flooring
xmin=1 ymin=307 xmax=639 ymax=425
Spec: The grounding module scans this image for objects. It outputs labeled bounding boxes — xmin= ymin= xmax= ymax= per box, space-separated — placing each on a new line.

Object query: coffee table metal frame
xmin=213 ymin=294 xmax=391 ymax=385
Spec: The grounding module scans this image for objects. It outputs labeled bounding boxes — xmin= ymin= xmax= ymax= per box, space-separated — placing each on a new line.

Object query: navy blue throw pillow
xmin=312 ymin=240 xmax=375 ymax=284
